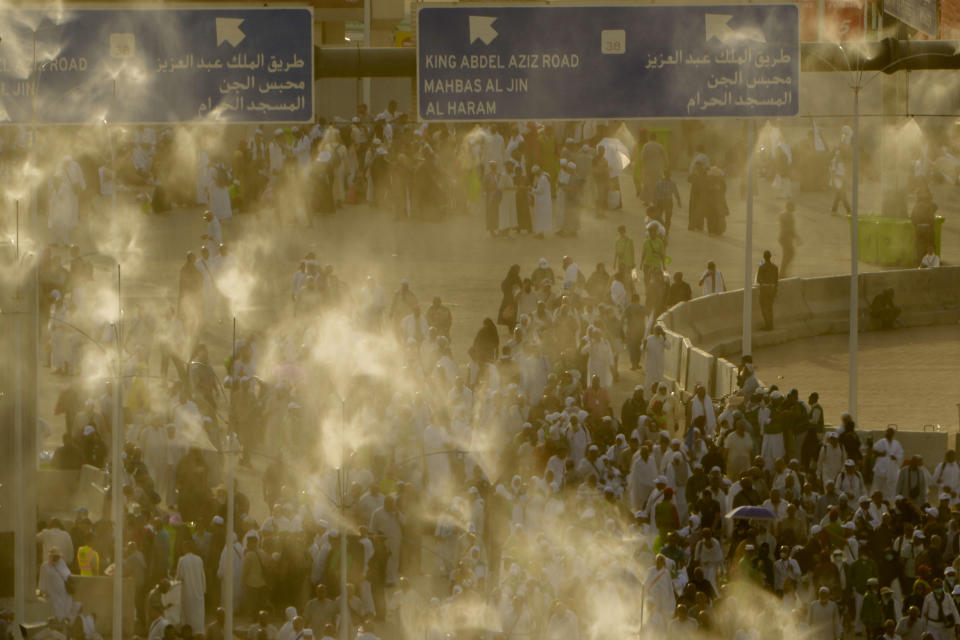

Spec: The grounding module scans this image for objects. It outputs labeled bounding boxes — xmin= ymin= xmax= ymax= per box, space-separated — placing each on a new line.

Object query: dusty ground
xmin=35 ymin=164 xmax=960 ymax=456
xmin=751 ymin=324 xmax=960 ymax=431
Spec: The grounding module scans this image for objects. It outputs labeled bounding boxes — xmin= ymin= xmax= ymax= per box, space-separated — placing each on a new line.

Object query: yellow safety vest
xmin=77 ymin=545 xmax=99 ymax=576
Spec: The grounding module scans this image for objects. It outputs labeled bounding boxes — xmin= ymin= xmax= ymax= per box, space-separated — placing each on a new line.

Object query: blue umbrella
xmin=725 ymin=505 xmax=777 ymax=520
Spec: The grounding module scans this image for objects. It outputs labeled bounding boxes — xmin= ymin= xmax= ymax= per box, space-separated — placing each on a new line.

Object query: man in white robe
xmin=872 ymin=428 xmax=904 ymax=501
xmin=689 ymin=386 xmax=717 ymax=437
xmin=566 ymin=417 xmax=589 ymax=467
xmin=217 ymin=533 xmax=243 ymax=608
xmin=400 ymin=308 xmax=430 ymax=345
xmin=643 ymin=476 xmax=670 ymax=520
xmin=48 ymin=157 xmax=85 ymax=246
xmin=581 ymin=328 xmax=613 ymax=390
xmin=628 ymin=446 xmax=658 ymax=512
xmin=575 ymin=445 xmax=607 ymax=484
xmin=175 ymin=541 xmax=206 ymax=632
xmin=37 ymin=521 xmax=74 ymax=565
xmin=38 ymin=549 xmax=73 ymax=622
xmin=369 ymin=496 xmax=404 ymax=586
xmin=644 ymin=326 xmax=666 ymax=391
xmin=836 ymin=460 xmax=866 ymax=500
xmin=643 ymin=555 xmax=676 ymax=618
xmin=807 ymin=587 xmax=841 ymax=640
xmin=933 ymin=450 xmax=960 ymax=497
xmin=693 ymin=532 xmax=724 ymax=591
xmin=698 ymin=262 xmax=726 ymax=295
xmin=207 ymin=164 xmax=232 ymax=220
xmin=661 ymin=441 xmax=690 ymax=520
xmin=293 ymin=131 xmax=312 ymax=167
xmin=817 ymin=432 xmax=846 ymax=489
xmin=195 ymin=247 xmax=218 ymax=324
xmin=921 ymin=579 xmax=960 ymax=640
xmin=268 ymin=130 xmax=287 ymax=176
xmin=530 ymin=166 xmax=552 ymax=237
xmin=554 ymin=161 xmax=571 ymax=230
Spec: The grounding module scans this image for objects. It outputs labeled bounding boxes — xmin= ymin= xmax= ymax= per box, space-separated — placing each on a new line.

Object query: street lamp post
xmin=12 ymin=245 xmax=27 ymax=627
xmin=111 ymin=264 xmax=124 ymax=640
xmin=224 ymin=432 xmax=237 ymax=640
xmin=810 ymin=45 xmax=953 ymax=421
xmin=742 ymin=119 xmax=756 ymax=357
xmin=849 ymin=86 xmax=861 ymax=420
xmin=330 ymin=392 xmax=348 ymax=640
xmin=224 ymin=316 xmax=238 ymax=640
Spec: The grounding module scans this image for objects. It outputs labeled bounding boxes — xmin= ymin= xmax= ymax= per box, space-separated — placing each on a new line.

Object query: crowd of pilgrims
xmin=23 ymin=102 xmax=745 ymax=246
xmin=16 ymin=109 xmax=958 ymax=640
xmin=32 ymin=229 xmax=960 ymax=640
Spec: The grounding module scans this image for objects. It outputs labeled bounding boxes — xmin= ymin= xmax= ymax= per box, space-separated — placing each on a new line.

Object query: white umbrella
xmin=599 ymin=137 xmax=631 ymax=177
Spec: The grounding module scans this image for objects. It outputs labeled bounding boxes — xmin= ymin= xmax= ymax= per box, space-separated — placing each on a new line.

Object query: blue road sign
xmin=0 ymin=8 xmax=313 ymax=124
xmin=885 ymin=0 xmax=938 ymax=38
xmin=418 ymin=5 xmax=799 ymax=121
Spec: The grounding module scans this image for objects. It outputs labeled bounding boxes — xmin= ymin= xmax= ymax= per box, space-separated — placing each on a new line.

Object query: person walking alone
xmin=756 ymin=250 xmax=779 ymax=331
xmin=779 ymin=202 xmax=800 ymax=278
xmin=829 ymin=148 xmax=851 ymax=216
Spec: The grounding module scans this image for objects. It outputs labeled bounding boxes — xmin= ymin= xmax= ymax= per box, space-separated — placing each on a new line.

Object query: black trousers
xmin=759 ymin=287 xmax=776 ymax=330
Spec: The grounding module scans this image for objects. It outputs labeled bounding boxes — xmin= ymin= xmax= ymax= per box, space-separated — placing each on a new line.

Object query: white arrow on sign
xmin=216 ymin=17 xmax=246 ymax=47
xmin=469 ymin=16 xmax=498 ymax=45
xmin=705 ymin=13 xmax=766 ymax=44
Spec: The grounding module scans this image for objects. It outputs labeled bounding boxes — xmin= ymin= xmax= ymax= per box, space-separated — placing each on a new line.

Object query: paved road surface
xmin=751 ymin=324 xmax=960 ymax=431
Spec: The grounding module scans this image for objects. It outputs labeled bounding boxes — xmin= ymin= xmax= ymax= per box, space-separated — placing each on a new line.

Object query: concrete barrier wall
xmin=663 ymin=329 xmax=684 ymax=384
xmin=72 ymin=576 xmax=135 ymax=636
xmin=665 ymin=301 xmax=702 ymax=346
xmin=38 ymin=465 xmax=108 ymax=522
xmin=678 ymin=338 xmax=692 ymax=392
xmin=801 ymin=274 xmax=857 ymax=336
xmin=715 ymin=358 xmax=738 ymax=397
xmin=687 ymin=346 xmax=716 ymax=395
xmin=656 ymin=266 xmax=960 ymax=403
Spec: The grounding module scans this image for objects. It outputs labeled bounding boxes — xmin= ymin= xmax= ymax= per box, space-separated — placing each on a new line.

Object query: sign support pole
xmin=742 ymin=119 xmax=755 ymax=357
xmin=111 ymin=265 xmax=124 ymax=640
xmin=225 ymin=318 xmax=237 ymax=640
xmin=849 ymin=86 xmax=860 ymax=420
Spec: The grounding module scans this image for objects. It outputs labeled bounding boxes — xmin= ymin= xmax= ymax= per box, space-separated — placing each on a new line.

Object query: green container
xmin=849 ymin=215 xmax=879 ymax=264
xmin=848 ymin=215 xmax=945 ymax=267
xmin=875 ymin=218 xmax=915 ymax=267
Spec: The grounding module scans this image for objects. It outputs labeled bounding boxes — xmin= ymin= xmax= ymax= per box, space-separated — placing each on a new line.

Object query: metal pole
xmin=849 ymin=87 xmax=860 ymax=420
xmin=112 ymin=265 xmax=124 ymax=640
xmin=225 ymin=433 xmax=235 ymax=640
xmin=337 ymin=394 xmax=348 ymax=640
xmin=13 ymin=272 xmax=25 ymax=627
xmin=225 ymin=317 xmax=237 ymax=640
xmin=339 ymin=471 xmax=348 ymax=640
xmin=742 ymin=120 xmax=755 ymax=357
